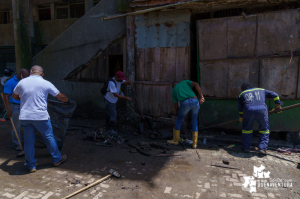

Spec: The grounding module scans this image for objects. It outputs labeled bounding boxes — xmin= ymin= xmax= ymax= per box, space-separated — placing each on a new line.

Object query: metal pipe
xmin=102 ymin=0 xmax=201 ymax=21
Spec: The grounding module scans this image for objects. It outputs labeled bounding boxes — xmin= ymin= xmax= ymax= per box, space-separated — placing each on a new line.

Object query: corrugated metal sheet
xmin=135 ymin=9 xmax=191 ymax=48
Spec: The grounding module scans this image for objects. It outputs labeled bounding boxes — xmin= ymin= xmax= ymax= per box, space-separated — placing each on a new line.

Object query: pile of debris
xmin=83 ymin=128 xmax=128 ymax=146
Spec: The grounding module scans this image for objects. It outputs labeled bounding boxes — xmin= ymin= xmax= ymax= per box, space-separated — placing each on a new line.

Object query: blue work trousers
xmin=11 ymin=104 xmax=21 ymax=147
xmin=21 ymin=119 xmax=62 ymax=170
xmin=175 ymin=98 xmax=200 ymax=132
xmin=105 ymin=99 xmax=117 ymax=122
xmin=242 ymin=105 xmax=270 ymax=151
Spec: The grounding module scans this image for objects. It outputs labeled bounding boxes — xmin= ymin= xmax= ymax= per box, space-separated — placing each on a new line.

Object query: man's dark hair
xmin=172 ymin=81 xmax=178 ymax=88
xmin=241 ymin=83 xmax=251 ymax=91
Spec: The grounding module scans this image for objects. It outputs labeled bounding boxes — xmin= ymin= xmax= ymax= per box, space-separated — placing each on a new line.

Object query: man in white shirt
xmin=105 ymin=71 xmax=132 ymax=129
xmin=13 ymin=65 xmax=70 ymax=173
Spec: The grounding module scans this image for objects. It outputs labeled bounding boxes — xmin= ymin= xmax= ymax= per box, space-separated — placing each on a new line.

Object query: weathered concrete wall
xmin=32 ymin=0 xmax=126 ymax=111
xmin=34 ymin=19 xmax=78 ymax=46
xmin=0 ymin=24 xmax=14 ymax=46
xmin=0 ymin=19 xmax=78 ymax=47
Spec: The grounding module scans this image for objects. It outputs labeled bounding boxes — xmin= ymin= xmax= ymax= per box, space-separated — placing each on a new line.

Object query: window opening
xmin=38 ymin=5 xmax=51 ymax=21
xmin=0 ymin=11 xmax=8 ymax=24
xmin=56 ymin=6 xmax=69 ymax=19
xmin=109 ymin=55 xmax=123 ymax=77
xmin=70 ymin=3 xmax=85 ymax=18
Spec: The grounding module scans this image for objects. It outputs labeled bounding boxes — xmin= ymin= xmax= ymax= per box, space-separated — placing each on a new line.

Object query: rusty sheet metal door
xmin=228 ymin=15 xmax=257 ymax=58
xmin=260 ymin=58 xmax=299 ymax=99
xmin=228 ymin=59 xmax=259 ymax=97
xmin=200 ymin=61 xmax=228 ymax=98
xmin=256 ymin=9 xmax=300 ymax=56
xmin=197 ymin=9 xmax=300 ymax=99
xmin=135 ymin=9 xmax=191 ymax=48
xmin=135 ymin=83 xmax=175 ymax=117
xmin=135 ymin=46 xmax=190 ymax=117
xmin=198 ymin=18 xmax=227 ymax=61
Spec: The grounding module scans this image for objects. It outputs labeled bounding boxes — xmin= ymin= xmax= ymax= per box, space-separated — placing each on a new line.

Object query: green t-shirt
xmin=171 ymin=80 xmax=196 ymax=103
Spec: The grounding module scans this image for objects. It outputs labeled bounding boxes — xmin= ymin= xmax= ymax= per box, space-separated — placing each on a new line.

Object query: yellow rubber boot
xmin=192 ymin=131 xmax=198 ymax=149
xmin=167 ymin=128 xmax=180 ymax=145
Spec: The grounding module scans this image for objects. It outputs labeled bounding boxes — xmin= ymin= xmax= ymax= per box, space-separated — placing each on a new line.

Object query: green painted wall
xmin=199 ymin=99 xmax=300 ymax=132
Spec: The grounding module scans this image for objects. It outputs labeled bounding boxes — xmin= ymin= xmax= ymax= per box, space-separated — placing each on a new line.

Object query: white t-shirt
xmin=104 ymin=77 xmax=124 ymax=103
xmin=13 ymin=75 xmax=60 ymax=120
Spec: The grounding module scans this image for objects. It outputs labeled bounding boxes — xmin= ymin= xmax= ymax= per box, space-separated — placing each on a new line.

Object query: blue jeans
xmin=11 ymin=104 xmax=21 ymax=147
xmin=105 ymin=99 xmax=117 ymax=122
xmin=175 ymin=98 xmax=200 ymax=132
xmin=21 ymin=119 xmax=62 ymax=170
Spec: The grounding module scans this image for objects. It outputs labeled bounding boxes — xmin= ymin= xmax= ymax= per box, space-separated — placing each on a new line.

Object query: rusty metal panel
xmin=136 ymin=46 xmax=190 ymax=82
xmin=198 ymin=18 xmax=227 ymax=60
xmin=260 ymin=57 xmax=299 ymax=99
xmin=135 ymin=82 xmax=174 ymax=117
xmin=228 ymin=59 xmax=259 ymax=97
xmin=135 ymin=9 xmax=190 ymax=48
xmin=228 ymin=15 xmax=257 ymax=57
xmin=200 ymin=61 xmax=228 ymax=98
xmin=256 ymin=10 xmax=300 ymax=56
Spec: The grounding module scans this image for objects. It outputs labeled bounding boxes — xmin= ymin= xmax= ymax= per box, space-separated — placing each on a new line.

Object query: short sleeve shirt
xmin=13 ymin=75 xmax=60 ymax=120
xmin=3 ymin=76 xmax=20 ymax=104
xmin=171 ymin=80 xmax=196 ymax=103
xmin=104 ymin=77 xmax=124 ymax=103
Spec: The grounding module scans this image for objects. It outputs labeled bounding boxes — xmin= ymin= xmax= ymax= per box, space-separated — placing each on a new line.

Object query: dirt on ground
xmin=0 ymin=118 xmax=300 ymax=199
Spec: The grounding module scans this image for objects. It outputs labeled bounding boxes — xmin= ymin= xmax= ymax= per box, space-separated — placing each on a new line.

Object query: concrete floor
xmin=0 ymin=119 xmax=299 ymax=199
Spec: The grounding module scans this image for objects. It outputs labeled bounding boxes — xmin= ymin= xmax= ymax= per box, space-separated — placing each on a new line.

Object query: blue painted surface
xmin=135 ymin=10 xmax=191 ymax=48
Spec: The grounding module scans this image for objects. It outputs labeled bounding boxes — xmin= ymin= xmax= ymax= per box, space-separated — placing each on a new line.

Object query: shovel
xmin=130 ymin=83 xmax=147 ymax=133
xmin=1 ymin=93 xmax=24 ymax=157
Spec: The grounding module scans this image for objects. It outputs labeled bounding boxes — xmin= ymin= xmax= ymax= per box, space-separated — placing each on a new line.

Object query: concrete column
xmin=85 ymin=0 xmax=94 ymax=13
xmin=126 ymin=16 xmax=135 ymax=113
xmin=50 ymin=3 xmax=55 ymax=20
xmin=12 ymin=0 xmax=32 ymax=71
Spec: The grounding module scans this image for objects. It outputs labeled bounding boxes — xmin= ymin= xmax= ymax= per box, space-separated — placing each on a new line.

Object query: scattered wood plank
xmin=211 ymin=163 xmax=240 ymax=170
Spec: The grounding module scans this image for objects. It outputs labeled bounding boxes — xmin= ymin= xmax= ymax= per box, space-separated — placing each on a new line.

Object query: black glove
xmin=66 ymin=99 xmax=74 ymax=105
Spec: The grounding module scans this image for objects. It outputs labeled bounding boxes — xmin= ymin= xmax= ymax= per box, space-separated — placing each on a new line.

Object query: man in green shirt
xmin=168 ymin=80 xmax=205 ymax=148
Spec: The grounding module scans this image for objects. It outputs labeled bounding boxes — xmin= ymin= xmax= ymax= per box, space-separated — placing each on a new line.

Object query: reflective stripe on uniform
xmin=242 ymin=130 xmax=253 ymax=134
xmin=259 ymin=130 xmax=270 ymax=134
xmin=239 ymin=88 xmax=265 ymax=98
xmin=273 ymin=97 xmax=279 ymax=101
xmin=239 ymin=112 xmax=243 ymax=114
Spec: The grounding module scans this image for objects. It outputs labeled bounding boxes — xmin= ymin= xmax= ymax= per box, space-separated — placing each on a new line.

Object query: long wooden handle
xmin=130 ymin=83 xmax=145 ymax=120
xmin=1 ymin=93 xmax=23 ymax=150
xmin=62 ymin=174 xmax=111 ymax=199
xmin=200 ymin=102 xmax=300 ymax=130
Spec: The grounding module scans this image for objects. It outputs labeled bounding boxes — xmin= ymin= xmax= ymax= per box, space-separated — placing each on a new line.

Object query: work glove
xmin=271 ymin=104 xmax=282 ymax=114
xmin=239 ymin=117 xmax=243 ymax=123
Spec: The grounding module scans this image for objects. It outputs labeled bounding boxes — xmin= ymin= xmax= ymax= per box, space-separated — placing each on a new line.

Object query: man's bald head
xmin=16 ymin=69 xmax=30 ymax=80
xmin=30 ymin=65 xmax=44 ymax=76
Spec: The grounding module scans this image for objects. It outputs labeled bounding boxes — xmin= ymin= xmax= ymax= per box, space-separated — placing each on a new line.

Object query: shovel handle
xmin=130 ymin=83 xmax=145 ymax=120
xmin=1 ymin=93 xmax=23 ymax=151
xmin=62 ymin=174 xmax=111 ymax=199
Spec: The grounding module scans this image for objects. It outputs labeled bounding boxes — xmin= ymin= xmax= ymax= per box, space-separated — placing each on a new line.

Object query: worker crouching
xmin=238 ymin=83 xmax=282 ymax=155
xmin=168 ymin=80 xmax=205 ymax=149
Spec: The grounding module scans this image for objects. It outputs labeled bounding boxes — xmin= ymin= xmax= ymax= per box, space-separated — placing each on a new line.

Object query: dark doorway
xmin=109 ymin=55 xmax=123 ymax=77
